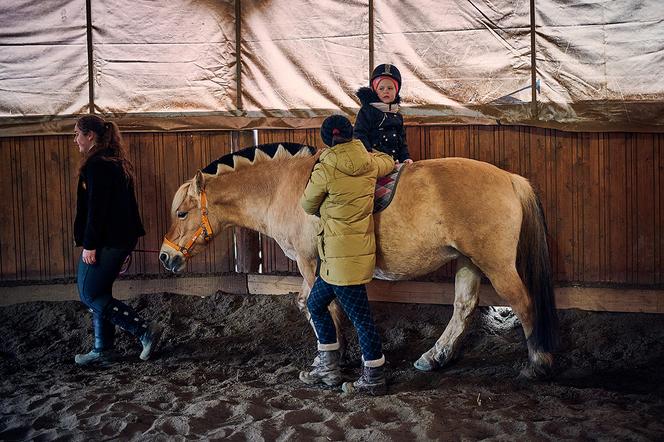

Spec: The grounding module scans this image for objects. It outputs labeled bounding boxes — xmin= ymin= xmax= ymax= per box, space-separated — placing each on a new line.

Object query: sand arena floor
xmin=1 ymin=292 xmax=663 ymax=440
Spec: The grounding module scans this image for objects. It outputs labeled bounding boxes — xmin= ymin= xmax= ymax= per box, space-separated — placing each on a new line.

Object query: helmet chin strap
xmin=162 ymin=190 xmax=213 ymax=259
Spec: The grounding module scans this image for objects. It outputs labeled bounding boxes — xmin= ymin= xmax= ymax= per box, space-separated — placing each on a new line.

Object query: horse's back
xmin=374 ymin=157 xmax=526 ymax=279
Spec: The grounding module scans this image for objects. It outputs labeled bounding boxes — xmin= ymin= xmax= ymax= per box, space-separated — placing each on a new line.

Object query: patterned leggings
xmin=307 ymin=277 xmax=383 ymax=362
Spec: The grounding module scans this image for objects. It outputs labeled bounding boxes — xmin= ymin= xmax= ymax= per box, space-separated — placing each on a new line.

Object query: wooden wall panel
xmin=0 ymin=131 xmax=236 ymax=282
xmin=0 ymin=126 xmax=662 ymax=290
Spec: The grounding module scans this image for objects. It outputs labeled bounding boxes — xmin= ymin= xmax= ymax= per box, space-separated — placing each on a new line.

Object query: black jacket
xmin=74 ymin=152 xmax=145 ymax=250
xmin=354 ymin=87 xmax=410 ymax=162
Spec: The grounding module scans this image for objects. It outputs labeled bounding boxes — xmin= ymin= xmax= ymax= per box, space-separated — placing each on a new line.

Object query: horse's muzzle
xmin=159 ymin=250 xmax=184 ymax=273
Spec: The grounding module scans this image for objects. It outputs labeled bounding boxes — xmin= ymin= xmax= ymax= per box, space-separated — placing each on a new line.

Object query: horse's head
xmin=160 ymin=170 xmax=214 ymax=273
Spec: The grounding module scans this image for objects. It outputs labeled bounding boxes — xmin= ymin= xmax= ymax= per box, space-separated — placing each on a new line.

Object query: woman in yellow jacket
xmin=299 ymin=115 xmax=395 ymax=395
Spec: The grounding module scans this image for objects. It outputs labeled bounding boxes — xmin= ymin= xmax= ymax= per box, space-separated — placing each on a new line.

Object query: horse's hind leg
xmin=414 ymin=256 xmax=481 ymax=371
xmin=483 ymin=267 xmax=554 ymax=379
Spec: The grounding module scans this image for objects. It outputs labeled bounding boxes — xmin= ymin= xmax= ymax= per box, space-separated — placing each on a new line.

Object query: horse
xmin=159 ymin=142 xmax=558 ymax=379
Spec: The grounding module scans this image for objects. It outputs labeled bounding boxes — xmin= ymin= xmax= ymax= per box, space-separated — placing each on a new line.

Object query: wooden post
xmin=235 ymin=228 xmax=260 ymax=272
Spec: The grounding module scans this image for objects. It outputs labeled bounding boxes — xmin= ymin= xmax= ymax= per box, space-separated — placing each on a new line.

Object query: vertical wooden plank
xmin=65 ymin=133 xmax=79 ymax=278
xmin=635 ymin=133 xmax=655 ymax=284
xmin=626 ymin=133 xmax=637 ymax=284
xmin=606 ymin=132 xmax=628 ymax=283
xmin=405 ymin=125 xmax=424 ymax=161
xmin=526 ymin=126 xmax=558 ymax=277
xmin=35 ymin=136 xmax=47 ymax=278
xmin=0 ymin=138 xmax=18 ymax=279
xmin=125 ymin=133 xmax=144 ymax=274
xmin=450 ymin=126 xmax=470 ymax=158
xmin=499 ymin=126 xmax=522 ymax=174
xmin=41 ymin=136 xmax=65 ymax=278
xmin=16 ymin=137 xmax=41 ymax=279
xmin=552 ymin=130 xmax=575 ymax=283
xmin=526 ymin=127 xmax=548 ymax=198
xmin=579 ymin=132 xmax=602 ymax=282
xmin=129 ymin=132 xmax=160 ymax=275
xmin=424 ymin=126 xmax=441 ymax=159
xmin=483 ymin=125 xmax=498 ymax=164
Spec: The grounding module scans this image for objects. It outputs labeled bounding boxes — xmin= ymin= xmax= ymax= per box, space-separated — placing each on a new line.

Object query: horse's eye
xmin=177 ymin=211 xmax=188 ymax=219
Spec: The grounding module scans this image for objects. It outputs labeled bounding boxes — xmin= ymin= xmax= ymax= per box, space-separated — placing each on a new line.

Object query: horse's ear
xmin=193 ymin=170 xmax=205 ymax=195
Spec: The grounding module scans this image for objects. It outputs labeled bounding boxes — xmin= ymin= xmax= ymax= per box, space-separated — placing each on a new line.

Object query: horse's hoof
xmin=413 ymin=355 xmax=439 ymax=372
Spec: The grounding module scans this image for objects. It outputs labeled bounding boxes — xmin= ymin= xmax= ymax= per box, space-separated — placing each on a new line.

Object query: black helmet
xmin=370 ymin=63 xmax=402 ymax=92
xmin=320 ymin=114 xmax=353 ymax=147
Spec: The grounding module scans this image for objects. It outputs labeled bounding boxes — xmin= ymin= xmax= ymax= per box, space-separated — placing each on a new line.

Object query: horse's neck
xmin=207 ymin=157 xmax=315 ymax=238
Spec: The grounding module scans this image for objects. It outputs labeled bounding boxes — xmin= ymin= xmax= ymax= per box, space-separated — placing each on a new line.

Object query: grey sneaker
xmin=74 ymin=349 xmax=115 ymax=366
xmin=299 ymin=350 xmax=342 ymax=387
xmin=139 ymin=323 xmax=162 ymax=361
xmin=341 ymin=365 xmax=387 ymax=396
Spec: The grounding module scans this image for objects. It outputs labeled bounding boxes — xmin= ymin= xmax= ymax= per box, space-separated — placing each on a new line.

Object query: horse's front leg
xmin=414 ymin=256 xmax=481 ymax=371
xmin=295 ymin=257 xmax=347 ymax=362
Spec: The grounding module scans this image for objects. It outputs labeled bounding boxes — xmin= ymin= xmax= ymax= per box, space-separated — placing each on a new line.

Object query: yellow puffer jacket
xmin=300 ymin=139 xmax=395 ymax=285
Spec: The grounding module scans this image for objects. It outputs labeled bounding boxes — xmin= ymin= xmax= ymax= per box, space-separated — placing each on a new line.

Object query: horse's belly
xmin=374 ymin=245 xmax=459 ymax=280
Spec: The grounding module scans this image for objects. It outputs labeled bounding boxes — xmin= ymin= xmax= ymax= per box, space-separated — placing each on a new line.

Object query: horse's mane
xmin=201 ymin=142 xmax=316 ymax=176
xmin=171 ymin=142 xmax=315 ymax=214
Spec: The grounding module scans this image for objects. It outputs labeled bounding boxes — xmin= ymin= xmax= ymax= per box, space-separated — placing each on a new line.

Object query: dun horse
xmin=160 ymin=142 xmax=558 ymax=378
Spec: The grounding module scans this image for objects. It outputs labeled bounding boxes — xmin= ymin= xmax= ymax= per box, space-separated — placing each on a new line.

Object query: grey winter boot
xmin=341 ymin=364 xmax=387 ymax=396
xmin=299 ymin=350 xmax=342 ymax=387
xmin=75 ymin=313 xmax=116 ymax=366
xmin=139 ymin=322 xmax=163 ymax=361
xmin=74 ymin=349 xmax=115 ymax=366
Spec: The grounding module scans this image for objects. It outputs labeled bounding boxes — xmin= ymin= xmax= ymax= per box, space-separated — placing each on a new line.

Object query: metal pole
xmin=85 ymin=0 xmax=95 ymax=113
xmin=529 ymin=0 xmax=538 ymax=120
xmin=235 ymin=0 xmax=243 ymax=111
xmin=369 ymin=0 xmax=374 ymax=77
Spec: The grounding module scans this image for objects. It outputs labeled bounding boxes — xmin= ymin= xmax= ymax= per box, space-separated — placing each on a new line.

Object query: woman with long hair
xmin=73 ymin=114 xmax=161 ymax=365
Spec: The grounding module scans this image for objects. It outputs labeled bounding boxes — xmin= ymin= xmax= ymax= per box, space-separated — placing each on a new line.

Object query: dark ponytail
xmin=77 ymin=115 xmax=134 ymax=182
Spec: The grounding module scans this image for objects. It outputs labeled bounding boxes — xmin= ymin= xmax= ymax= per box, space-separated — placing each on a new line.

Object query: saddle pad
xmin=374 ymin=163 xmax=406 ymax=213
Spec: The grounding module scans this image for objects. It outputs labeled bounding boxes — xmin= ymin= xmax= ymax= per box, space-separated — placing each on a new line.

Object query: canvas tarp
xmin=1 ymin=0 xmax=663 ymax=135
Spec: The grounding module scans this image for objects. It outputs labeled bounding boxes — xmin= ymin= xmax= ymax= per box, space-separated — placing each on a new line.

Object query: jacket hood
xmin=320 ymin=139 xmax=371 ymax=177
xmin=356 ymin=86 xmax=401 ymax=106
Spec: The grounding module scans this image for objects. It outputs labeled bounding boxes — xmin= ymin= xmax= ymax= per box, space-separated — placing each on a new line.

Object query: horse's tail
xmin=511 ymin=175 xmax=559 ymax=353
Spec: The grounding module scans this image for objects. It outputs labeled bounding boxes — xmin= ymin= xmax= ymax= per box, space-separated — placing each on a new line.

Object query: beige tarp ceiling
xmin=1 ymin=0 xmax=663 ymax=135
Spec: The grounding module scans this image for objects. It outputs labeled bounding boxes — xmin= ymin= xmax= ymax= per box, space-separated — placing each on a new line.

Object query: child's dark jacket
xmin=354 ymin=87 xmax=410 ymax=163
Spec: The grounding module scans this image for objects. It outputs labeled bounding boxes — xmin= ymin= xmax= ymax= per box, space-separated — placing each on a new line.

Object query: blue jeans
xmin=77 ymin=247 xmax=128 ymax=315
xmin=307 ymin=277 xmax=383 ymax=362
xmin=77 ymin=246 xmax=147 ymax=342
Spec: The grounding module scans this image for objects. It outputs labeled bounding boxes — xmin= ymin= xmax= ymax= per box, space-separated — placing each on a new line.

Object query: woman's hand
xmin=403 ymin=159 xmax=414 ymax=164
xmin=82 ymin=249 xmax=97 ymax=265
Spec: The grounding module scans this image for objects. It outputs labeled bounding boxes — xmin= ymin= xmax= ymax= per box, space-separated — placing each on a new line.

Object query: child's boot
xmin=342 ymin=357 xmax=387 ymax=396
xmin=299 ymin=350 xmax=342 ymax=387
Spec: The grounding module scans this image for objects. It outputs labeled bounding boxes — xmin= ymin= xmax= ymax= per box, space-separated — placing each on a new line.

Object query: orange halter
xmin=162 ymin=190 xmax=213 ymax=259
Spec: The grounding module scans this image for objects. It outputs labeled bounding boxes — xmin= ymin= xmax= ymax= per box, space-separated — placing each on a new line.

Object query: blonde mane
xmin=201 ymin=142 xmax=315 ymax=176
